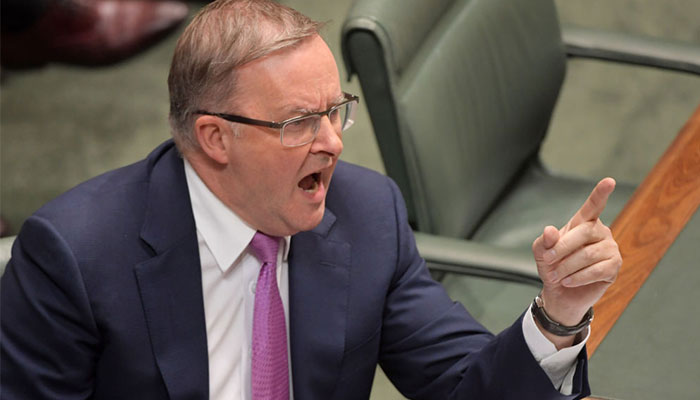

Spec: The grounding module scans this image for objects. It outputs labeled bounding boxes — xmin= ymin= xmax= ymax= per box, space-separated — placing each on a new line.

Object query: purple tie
xmin=249 ymin=231 xmax=289 ymax=400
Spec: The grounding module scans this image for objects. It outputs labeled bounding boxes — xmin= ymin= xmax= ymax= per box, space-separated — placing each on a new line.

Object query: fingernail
xmin=548 ymin=270 xmax=558 ymax=282
xmin=562 ymin=277 xmax=572 ymax=286
xmin=544 ymin=249 xmax=556 ymax=264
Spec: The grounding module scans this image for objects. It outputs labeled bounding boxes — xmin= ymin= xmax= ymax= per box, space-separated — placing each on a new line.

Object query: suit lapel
xmin=134 ymin=143 xmax=209 ymax=400
xmin=289 ymin=209 xmax=351 ymax=399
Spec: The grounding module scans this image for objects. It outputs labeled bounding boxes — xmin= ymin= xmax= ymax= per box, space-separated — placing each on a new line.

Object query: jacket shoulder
xmin=28 ymin=141 xmax=179 ymax=247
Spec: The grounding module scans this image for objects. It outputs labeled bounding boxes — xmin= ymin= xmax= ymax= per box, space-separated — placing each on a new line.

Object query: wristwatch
xmin=530 ymin=293 xmax=593 ymax=336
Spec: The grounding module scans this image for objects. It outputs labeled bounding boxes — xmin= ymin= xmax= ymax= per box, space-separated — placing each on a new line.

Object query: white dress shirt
xmin=522 ymin=305 xmax=588 ymax=394
xmin=184 ymin=160 xmax=585 ymax=399
xmin=185 ymin=161 xmax=292 ymax=400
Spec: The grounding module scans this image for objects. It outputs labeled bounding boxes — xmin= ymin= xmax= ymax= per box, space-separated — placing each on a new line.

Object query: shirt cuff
xmin=521 ymin=306 xmax=589 ymax=395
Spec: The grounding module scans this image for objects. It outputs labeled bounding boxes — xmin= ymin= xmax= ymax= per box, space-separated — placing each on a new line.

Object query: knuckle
xmin=604 ymin=238 xmax=620 ymax=258
xmin=585 ymin=221 xmax=597 ymax=237
xmin=601 ymin=225 xmax=612 ymax=240
xmin=586 ymin=243 xmax=603 ymax=262
xmin=604 ymin=258 xmax=621 ymax=282
xmin=614 ymin=253 xmax=623 ymax=270
xmin=590 ymin=221 xmax=612 ymax=242
xmin=609 ymin=236 xmax=619 ymax=249
xmin=602 ymin=224 xmax=612 ymax=236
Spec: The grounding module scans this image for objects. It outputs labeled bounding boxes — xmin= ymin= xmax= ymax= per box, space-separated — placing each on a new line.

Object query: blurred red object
xmin=1 ymin=0 xmax=189 ymax=68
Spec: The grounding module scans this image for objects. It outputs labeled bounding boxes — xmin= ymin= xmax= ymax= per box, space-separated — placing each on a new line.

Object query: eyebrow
xmin=287 ymin=92 xmax=347 ymax=116
xmin=332 ymin=92 xmax=346 ymax=104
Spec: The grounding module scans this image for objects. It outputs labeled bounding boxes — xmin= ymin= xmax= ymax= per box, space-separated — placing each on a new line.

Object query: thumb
xmin=543 ymin=225 xmax=559 ymax=249
xmin=532 ymin=225 xmax=561 ymax=265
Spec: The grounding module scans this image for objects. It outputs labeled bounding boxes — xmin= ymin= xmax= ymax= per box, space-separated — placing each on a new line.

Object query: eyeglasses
xmin=195 ymin=92 xmax=359 ymax=147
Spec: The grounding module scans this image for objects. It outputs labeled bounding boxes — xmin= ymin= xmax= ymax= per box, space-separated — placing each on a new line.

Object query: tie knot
xmin=249 ymin=231 xmax=281 ymax=264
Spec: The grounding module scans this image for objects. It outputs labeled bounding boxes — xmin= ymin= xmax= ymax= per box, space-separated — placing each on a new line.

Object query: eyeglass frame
xmin=194 ymin=92 xmax=360 ymax=147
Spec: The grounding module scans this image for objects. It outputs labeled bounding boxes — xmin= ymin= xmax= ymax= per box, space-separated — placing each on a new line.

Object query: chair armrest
xmin=413 ymin=232 xmax=542 ymax=286
xmin=562 ymin=26 xmax=700 ymax=76
xmin=0 ymin=235 xmax=16 ymax=277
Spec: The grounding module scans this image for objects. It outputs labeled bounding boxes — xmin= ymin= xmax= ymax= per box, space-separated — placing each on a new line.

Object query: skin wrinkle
xmin=182 ymin=0 xmax=621 ymax=361
xmin=188 ymin=35 xmax=343 ymax=238
xmin=168 ymin=0 xmax=323 ymax=152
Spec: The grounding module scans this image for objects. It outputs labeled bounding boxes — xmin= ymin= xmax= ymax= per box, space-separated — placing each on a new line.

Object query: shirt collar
xmin=184 ymin=159 xmax=291 ymax=273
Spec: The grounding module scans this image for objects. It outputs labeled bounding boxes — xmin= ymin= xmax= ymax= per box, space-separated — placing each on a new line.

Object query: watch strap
xmin=530 ymin=294 xmax=593 ymax=337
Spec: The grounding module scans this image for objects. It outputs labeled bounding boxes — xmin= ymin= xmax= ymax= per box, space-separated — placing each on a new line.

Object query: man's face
xmin=216 ymin=35 xmax=344 ymax=237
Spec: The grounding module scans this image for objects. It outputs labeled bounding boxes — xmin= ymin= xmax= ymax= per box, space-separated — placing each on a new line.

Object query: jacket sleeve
xmin=378 ymin=178 xmax=591 ymax=400
xmin=1 ymin=216 xmax=100 ymax=399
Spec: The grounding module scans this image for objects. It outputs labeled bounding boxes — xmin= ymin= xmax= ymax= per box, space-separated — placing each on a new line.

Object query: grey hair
xmin=167 ymin=0 xmax=324 ymax=153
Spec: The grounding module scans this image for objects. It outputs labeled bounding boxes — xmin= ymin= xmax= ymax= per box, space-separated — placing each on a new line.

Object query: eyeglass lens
xmin=281 ymin=101 xmax=356 ymax=146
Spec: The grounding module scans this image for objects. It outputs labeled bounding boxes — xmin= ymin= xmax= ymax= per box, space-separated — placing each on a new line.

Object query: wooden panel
xmin=587 ymin=104 xmax=700 ymax=356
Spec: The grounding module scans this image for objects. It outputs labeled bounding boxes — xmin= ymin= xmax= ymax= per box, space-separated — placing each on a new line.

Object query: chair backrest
xmin=342 ymin=0 xmax=566 ymax=238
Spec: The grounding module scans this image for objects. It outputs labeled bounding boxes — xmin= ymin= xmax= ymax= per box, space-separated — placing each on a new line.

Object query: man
xmin=0 ymin=1 xmax=621 ymax=399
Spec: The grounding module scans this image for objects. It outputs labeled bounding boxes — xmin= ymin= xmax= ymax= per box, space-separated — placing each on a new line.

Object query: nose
xmin=309 ymin=115 xmax=343 ymax=157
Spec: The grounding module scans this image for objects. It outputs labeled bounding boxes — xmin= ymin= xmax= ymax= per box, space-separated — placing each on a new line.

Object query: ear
xmin=194 ymin=115 xmax=231 ymax=165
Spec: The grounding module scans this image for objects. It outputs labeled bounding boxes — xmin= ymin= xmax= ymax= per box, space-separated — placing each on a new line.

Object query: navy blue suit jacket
xmin=1 ymin=141 xmax=590 ymax=399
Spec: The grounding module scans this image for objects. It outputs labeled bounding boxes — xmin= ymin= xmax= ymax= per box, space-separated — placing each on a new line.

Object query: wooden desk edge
xmin=587 ymin=104 xmax=700 ymax=356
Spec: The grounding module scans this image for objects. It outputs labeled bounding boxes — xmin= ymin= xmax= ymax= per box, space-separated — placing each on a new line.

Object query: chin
xmin=292 ymin=204 xmax=326 ymax=234
xmin=301 ymin=211 xmax=326 ymax=232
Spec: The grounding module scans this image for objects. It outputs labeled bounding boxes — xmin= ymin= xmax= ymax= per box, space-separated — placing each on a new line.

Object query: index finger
xmin=569 ymin=177 xmax=616 ymax=228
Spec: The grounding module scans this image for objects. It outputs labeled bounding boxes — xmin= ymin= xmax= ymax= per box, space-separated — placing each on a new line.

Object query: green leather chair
xmin=341 ymin=0 xmax=700 ymax=284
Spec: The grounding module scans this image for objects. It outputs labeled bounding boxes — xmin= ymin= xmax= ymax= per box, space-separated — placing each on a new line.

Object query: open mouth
xmin=298 ymin=172 xmax=321 ymax=193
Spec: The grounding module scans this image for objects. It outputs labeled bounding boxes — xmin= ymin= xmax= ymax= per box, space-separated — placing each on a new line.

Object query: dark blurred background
xmin=2 ymin=0 xmax=700 ymax=238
